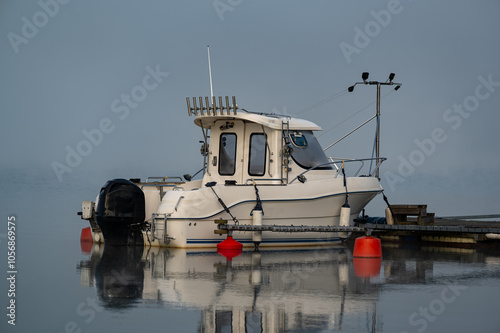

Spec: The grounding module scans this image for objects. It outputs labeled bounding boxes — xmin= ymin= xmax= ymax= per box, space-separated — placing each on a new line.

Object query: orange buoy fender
xmin=80 ymin=227 xmax=93 ymax=243
xmin=80 ymin=227 xmax=93 ymax=254
xmin=353 ymin=236 xmax=382 ymax=258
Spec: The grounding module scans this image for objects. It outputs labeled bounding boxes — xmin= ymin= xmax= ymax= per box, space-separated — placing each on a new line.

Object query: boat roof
xmin=193 ymin=112 xmax=322 ymax=131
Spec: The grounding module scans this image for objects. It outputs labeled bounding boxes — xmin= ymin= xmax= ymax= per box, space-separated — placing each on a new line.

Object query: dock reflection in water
xmin=77 ymin=243 xmax=500 ymax=332
xmin=79 ymin=244 xmax=384 ymax=332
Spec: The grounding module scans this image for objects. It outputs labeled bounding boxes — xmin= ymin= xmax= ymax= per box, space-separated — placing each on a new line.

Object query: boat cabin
xmin=187 ymin=96 xmax=334 ymax=186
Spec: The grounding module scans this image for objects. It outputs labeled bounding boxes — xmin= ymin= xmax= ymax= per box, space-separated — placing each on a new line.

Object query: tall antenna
xmin=207 ymin=45 xmax=214 ymax=98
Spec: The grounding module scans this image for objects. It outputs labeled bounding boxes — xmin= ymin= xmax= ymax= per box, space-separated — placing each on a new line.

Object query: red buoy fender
xmin=353 ymin=236 xmax=382 ymax=258
xmin=217 ymin=236 xmax=243 ymax=250
xmin=80 ymin=227 xmax=93 ymax=243
xmin=80 ymin=227 xmax=93 ymax=254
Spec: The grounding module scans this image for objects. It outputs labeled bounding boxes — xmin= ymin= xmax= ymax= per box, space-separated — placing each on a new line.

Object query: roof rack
xmin=186 ymin=96 xmax=237 ymax=116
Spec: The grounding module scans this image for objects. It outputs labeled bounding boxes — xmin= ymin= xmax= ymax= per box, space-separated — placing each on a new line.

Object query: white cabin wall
xmin=203 ymin=120 xmax=245 ymax=185
xmin=202 ymin=120 xmax=286 ymax=185
xmin=142 ymin=186 xmax=162 ymax=221
xmin=241 ymin=122 xmax=278 ymax=183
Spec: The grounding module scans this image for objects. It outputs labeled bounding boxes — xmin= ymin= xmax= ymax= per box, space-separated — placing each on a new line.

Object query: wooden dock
xmin=358 ymin=204 xmax=500 ymax=246
xmin=390 ymin=204 xmax=435 ymax=225
xmin=357 ymin=220 xmax=500 ymax=245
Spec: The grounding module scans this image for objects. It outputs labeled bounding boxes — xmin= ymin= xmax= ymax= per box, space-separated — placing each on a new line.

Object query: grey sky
xmin=1 ymin=0 xmax=499 ymax=215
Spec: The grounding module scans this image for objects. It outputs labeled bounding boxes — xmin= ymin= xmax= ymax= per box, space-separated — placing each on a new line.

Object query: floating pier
xmin=216 ymin=213 xmax=500 ymax=247
xmin=217 ymin=223 xmax=500 ymax=235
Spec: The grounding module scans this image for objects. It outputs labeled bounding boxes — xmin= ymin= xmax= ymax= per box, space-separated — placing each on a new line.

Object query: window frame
xmin=287 ymin=130 xmax=332 ymax=170
xmin=218 ymin=132 xmax=237 ymax=176
xmin=248 ymin=133 xmax=267 ymax=176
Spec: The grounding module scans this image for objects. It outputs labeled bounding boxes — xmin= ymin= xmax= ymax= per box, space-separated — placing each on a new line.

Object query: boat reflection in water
xmin=78 ymin=242 xmax=385 ymax=332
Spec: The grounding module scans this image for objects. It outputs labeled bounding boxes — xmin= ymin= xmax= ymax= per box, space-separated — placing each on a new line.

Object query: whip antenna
xmin=207 ymin=45 xmax=214 ymax=98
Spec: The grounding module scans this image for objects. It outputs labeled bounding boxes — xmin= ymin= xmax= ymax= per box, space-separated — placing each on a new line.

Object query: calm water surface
xmin=1 ymin=171 xmax=500 ymax=332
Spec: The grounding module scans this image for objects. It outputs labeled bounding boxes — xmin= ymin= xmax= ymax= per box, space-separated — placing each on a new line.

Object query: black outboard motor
xmin=95 ymin=179 xmax=145 ymax=246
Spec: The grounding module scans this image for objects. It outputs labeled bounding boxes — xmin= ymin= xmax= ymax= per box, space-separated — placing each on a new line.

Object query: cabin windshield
xmin=288 ymin=130 xmax=332 ymax=170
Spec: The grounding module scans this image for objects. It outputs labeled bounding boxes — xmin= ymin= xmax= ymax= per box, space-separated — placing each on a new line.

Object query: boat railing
xmin=329 ymin=156 xmax=386 ymax=178
xmin=140 ymin=184 xmax=185 ymax=194
xmin=244 ymin=178 xmax=285 ymax=185
xmin=289 ymin=157 xmax=386 ymax=184
xmin=141 ymin=177 xmax=185 ymax=194
xmin=145 ymin=176 xmax=184 ymax=183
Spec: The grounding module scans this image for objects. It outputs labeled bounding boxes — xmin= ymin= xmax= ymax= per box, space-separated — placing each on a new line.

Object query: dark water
xmin=1 ymin=170 xmax=500 ymax=332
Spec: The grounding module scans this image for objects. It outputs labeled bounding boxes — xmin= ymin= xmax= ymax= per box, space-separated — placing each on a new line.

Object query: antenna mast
xmin=346 ymin=72 xmax=402 ymax=178
xmin=207 ymin=45 xmax=214 ymax=98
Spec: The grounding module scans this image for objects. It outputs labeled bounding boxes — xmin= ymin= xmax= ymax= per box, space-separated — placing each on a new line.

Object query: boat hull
xmin=88 ymin=177 xmax=382 ymax=248
xmin=143 ymin=177 xmax=382 ymax=248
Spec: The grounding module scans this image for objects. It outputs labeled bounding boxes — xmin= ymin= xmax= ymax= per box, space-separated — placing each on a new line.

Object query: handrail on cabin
xmin=289 ymin=157 xmax=386 ymax=184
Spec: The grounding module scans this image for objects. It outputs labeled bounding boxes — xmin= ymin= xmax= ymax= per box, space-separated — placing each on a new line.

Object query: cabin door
xmin=209 ymin=120 xmax=245 ymax=185
xmin=243 ymin=123 xmax=270 ymax=180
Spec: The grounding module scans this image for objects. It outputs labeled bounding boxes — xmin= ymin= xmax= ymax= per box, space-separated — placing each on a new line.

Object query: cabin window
xmin=290 ymin=132 xmax=307 ymax=147
xmin=219 ymin=133 xmax=237 ymax=175
xmin=288 ymin=130 xmax=332 ymax=170
xmin=248 ymin=133 xmax=267 ymax=176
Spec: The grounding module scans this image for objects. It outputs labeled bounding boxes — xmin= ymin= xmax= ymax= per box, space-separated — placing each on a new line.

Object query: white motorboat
xmin=79 ymin=96 xmax=384 ymax=248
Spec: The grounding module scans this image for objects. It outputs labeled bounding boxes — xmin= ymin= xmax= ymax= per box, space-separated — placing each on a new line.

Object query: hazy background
xmin=1 ymin=0 xmax=499 ymax=217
